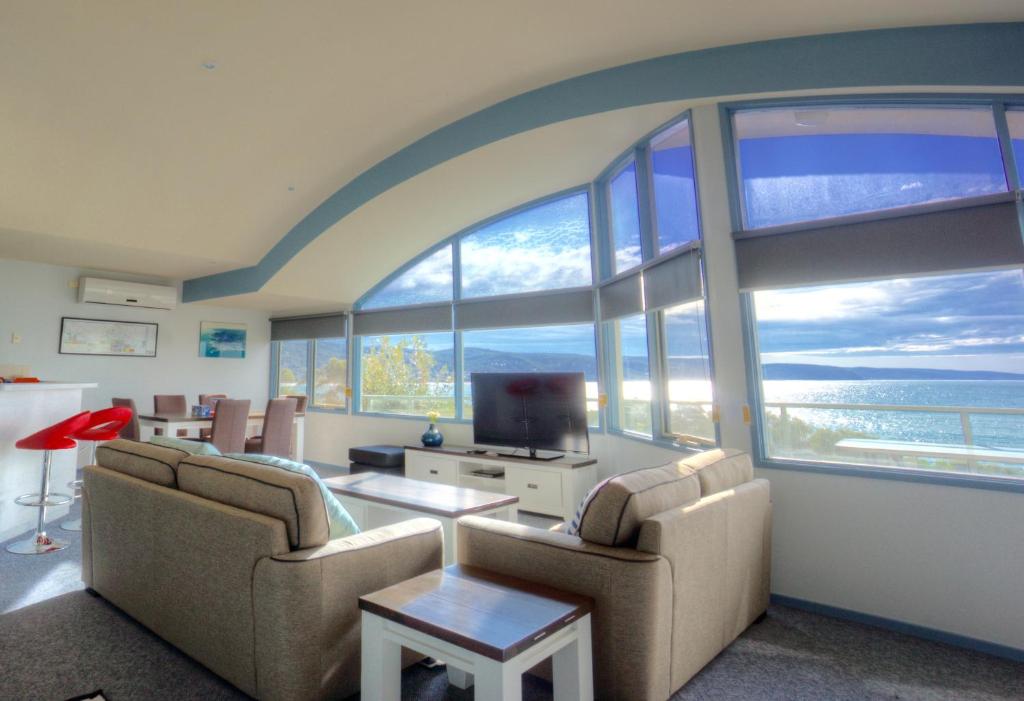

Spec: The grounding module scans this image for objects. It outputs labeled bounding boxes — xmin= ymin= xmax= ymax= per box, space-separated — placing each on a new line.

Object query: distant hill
xmin=763 ymin=363 xmax=1024 ymax=381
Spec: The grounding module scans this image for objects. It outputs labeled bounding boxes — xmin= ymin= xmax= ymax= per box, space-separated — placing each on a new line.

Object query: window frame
xmin=723 ymin=94 xmax=1024 ymax=492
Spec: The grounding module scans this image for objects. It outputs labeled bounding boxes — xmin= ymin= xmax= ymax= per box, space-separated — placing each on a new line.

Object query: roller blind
xmin=734 ymin=194 xmax=1024 ymax=291
xmin=642 ymin=248 xmax=703 ymax=311
xmin=598 ymin=273 xmax=643 ymax=320
xmin=270 ymin=313 xmax=347 ymax=341
xmin=455 ymin=288 xmax=594 ymax=330
xmin=352 ymin=303 xmax=452 ymax=335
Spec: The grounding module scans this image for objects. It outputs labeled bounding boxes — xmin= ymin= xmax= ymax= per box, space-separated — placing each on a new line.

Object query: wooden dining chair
xmin=205 ymin=399 xmax=251 ymax=454
xmin=245 ymin=398 xmax=297 ymax=458
xmin=153 ymin=395 xmax=188 ymax=436
xmin=286 ymin=395 xmax=308 ymax=414
xmin=111 ymin=397 xmax=140 ymax=441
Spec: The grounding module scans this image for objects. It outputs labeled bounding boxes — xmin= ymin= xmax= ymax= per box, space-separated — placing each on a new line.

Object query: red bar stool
xmin=7 ymin=411 xmax=91 ymax=555
xmin=62 ymin=406 xmax=133 ymax=532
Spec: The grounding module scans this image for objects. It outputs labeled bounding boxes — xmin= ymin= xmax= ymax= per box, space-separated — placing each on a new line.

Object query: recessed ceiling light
xmin=201 ymin=61 xmax=218 ymax=71
xmin=287 ymin=185 xmax=296 ymax=192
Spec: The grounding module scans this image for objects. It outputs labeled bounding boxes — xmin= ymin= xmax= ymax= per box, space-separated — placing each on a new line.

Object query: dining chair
xmin=245 ymin=398 xmax=297 ymax=458
xmin=205 ymin=398 xmax=251 ymax=453
xmin=111 ymin=398 xmax=140 ymax=441
xmin=153 ymin=395 xmax=188 ymax=437
xmin=198 ymin=394 xmax=227 ymax=439
xmin=286 ymin=395 xmax=308 ymax=414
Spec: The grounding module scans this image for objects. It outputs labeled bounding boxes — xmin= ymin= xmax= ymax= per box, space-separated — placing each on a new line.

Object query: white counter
xmin=0 ymin=382 xmax=96 ymax=540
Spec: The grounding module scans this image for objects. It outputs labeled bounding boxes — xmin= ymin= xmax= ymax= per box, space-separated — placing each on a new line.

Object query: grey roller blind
xmin=352 ymin=303 xmax=452 ymax=335
xmin=598 ymin=273 xmax=643 ymax=320
xmin=270 ymin=313 xmax=347 ymax=341
xmin=455 ymin=288 xmax=594 ymax=330
xmin=735 ymin=194 xmax=1024 ymax=291
xmin=643 ymin=248 xmax=703 ymax=311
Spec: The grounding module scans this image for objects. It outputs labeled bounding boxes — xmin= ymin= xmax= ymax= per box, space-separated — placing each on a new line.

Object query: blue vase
xmin=421 ymin=423 xmax=444 ymax=447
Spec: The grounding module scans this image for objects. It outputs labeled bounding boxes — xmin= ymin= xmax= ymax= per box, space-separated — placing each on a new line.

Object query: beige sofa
xmin=83 ymin=439 xmax=443 ymax=701
xmin=457 ymin=448 xmax=771 ymax=701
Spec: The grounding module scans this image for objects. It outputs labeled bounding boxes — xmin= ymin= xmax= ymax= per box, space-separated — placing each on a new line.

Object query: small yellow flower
xmin=426 ymin=410 xmax=440 ymax=423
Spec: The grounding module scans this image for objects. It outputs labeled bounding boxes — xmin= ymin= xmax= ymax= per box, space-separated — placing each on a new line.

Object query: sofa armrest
xmin=456 ymin=516 xmax=674 ymax=701
xmin=252 ymin=518 xmax=443 ymax=701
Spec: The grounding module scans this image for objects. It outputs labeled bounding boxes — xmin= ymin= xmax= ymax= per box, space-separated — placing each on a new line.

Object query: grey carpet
xmin=2 ymin=504 xmax=1022 ymax=700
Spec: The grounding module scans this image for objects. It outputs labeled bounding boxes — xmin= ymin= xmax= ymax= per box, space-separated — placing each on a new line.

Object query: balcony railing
xmin=763 ymin=400 xmax=1024 ymax=475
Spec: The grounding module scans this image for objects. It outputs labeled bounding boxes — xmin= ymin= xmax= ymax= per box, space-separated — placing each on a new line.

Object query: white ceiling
xmin=2 ymin=2 xmax=1022 ymax=309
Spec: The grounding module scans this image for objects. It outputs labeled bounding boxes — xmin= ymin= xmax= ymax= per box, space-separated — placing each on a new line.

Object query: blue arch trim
xmin=183 ymin=22 xmax=1024 ymax=302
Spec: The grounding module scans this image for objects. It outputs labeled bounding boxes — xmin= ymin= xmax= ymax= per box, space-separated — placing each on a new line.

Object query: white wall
xmin=0 ymin=258 xmax=271 ymax=413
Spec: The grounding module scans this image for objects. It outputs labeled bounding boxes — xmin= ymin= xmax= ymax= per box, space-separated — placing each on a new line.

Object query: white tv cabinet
xmin=404 ymin=445 xmax=597 ymax=521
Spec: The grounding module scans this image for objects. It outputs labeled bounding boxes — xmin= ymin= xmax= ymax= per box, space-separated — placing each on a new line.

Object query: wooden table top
xmin=359 ymin=564 xmax=593 ymax=661
xmin=138 ymin=412 xmax=304 ymax=423
xmin=323 ymin=473 xmax=518 ymax=518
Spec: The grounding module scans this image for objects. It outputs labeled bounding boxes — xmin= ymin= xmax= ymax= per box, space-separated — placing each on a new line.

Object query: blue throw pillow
xmin=223 ymin=453 xmax=360 ymax=539
xmin=149 ymin=435 xmax=222 ymax=456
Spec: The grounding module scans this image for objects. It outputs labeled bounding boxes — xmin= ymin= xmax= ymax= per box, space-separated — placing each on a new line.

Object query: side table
xmin=359 ymin=564 xmax=594 ymax=700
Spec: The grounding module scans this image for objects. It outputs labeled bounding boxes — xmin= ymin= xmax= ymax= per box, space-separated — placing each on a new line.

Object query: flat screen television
xmin=470 ymin=372 xmax=589 ymax=459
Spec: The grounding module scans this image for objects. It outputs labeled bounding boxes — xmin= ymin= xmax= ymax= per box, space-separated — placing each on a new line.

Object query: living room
xmin=1 ymin=5 xmax=1023 ymax=701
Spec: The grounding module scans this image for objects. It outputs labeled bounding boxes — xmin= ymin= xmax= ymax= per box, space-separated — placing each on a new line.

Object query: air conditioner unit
xmin=77 ymin=277 xmax=177 ymax=310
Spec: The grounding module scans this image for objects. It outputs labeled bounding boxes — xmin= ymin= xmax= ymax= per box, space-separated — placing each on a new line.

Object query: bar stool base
xmin=6 ymin=533 xmax=68 ymax=555
xmin=61 ymin=518 xmax=82 ymax=532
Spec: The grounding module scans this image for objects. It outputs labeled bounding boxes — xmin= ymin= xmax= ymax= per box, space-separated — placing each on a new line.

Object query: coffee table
xmin=323 ymin=473 xmax=518 ymax=565
xmin=359 ymin=564 xmax=594 ymax=700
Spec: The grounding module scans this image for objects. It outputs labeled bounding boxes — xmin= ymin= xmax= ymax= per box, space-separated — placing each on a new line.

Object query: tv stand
xmin=405 ymin=445 xmax=597 ymax=521
xmin=496 ymin=448 xmax=564 ymax=462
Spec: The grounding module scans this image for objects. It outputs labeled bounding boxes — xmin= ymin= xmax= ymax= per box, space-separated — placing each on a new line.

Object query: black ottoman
xmin=348 ymin=445 xmax=405 ymax=475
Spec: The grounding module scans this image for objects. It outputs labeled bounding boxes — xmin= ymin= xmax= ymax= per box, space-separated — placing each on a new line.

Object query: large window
xmin=607 ymin=314 xmax=652 ymax=435
xmin=360 ymin=245 xmax=453 ymax=310
xmin=460 ymin=193 xmax=592 ymax=297
xmin=462 ymin=324 xmax=599 ymax=426
xmin=734 ymin=106 xmax=1008 ymax=229
xmin=751 ymin=270 xmax=1024 ymax=479
xmin=662 ymin=300 xmax=714 ymax=446
xmin=313 ymin=337 xmax=347 ymax=409
xmin=276 ymin=340 xmax=308 ymax=398
xmin=608 ymin=160 xmax=643 ymax=273
xmin=651 ymin=119 xmax=700 ymax=254
xmin=1009 ymin=109 xmax=1024 ymax=184
xmin=359 ymin=333 xmax=455 ymax=417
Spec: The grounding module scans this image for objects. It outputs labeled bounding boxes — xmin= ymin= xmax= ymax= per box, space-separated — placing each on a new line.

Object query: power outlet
xmin=11 ymin=333 xmax=21 ymax=345
xmin=68 ymin=278 xmax=79 ymax=289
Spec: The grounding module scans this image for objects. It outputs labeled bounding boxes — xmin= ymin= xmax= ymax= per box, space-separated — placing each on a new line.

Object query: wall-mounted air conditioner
xmin=77 ymin=277 xmax=177 ymax=310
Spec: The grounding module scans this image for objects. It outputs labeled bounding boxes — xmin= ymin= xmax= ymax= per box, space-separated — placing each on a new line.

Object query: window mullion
xmin=645 ymin=308 xmax=667 ymax=440
xmin=634 ymin=145 xmax=658 ymax=263
xmin=993 ymin=101 xmax=1022 ymax=192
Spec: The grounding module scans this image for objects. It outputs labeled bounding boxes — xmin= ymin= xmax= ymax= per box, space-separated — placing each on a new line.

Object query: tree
xmin=361 ymin=335 xmax=453 ymax=413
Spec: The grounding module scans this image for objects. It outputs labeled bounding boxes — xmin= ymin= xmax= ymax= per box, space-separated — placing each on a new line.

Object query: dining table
xmin=137 ymin=411 xmax=305 ymax=462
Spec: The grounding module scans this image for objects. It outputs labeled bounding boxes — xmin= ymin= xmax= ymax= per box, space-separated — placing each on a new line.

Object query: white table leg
xmin=553 ymin=615 xmax=593 ymax=701
xmin=441 ymin=517 xmax=455 ymax=566
xmin=361 ymin=612 xmax=401 ymax=701
xmin=294 ymin=417 xmax=304 ymax=463
xmin=473 ymin=658 xmax=521 ymax=701
xmin=446 ymin=666 xmax=474 ymax=689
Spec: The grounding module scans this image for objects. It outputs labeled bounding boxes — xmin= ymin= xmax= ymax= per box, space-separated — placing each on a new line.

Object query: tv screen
xmin=471 ymin=372 xmax=589 ymax=457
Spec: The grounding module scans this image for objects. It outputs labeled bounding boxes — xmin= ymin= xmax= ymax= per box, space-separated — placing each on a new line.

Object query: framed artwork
xmin=59 ymin=317 xmax=159 ymax=357
xmin=199 ymin=321 xmax=247 ymax=358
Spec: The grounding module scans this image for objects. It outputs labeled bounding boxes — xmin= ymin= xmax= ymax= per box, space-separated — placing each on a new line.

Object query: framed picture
xmin=59 ymin=317 xmax=159 ymax=357
xmin=199 ymin=321 xmax=247 ymax=358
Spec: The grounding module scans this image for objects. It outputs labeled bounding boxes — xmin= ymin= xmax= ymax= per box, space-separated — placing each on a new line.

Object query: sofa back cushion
xmin=95 ymin=439 xmax=189 ymax=488
xmin=177 ymin=455 xmax=330 ymax=550
xmin=569 ymin=461 xmax=701 ymax=547
xmin=683 ymin=449 xmax=753 ymax=495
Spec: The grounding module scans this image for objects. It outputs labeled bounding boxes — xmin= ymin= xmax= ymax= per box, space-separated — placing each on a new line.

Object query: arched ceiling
xmin=1 ymin=4 xmax=1023 ymax=307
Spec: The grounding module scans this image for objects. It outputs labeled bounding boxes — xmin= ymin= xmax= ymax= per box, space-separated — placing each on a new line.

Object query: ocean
xmin=762 ymin=380 xmax=1024 ymax=449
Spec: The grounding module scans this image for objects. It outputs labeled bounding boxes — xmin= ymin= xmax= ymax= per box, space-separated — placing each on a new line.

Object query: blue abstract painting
xmin=199 ymin=321 xmax=247 ymax=358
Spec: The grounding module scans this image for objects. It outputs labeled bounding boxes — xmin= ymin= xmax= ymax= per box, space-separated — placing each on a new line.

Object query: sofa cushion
xmin=223 ymin=453 xmax=360 ymax=540
xmin=683 ymin=449 xmax=753 ymax=495
xmin=568 ymin=461 xmax=701 ymax=547
xmin=177 ymin=454 xmax=331 ymax=550
xmin=95 ymin=438 xmax=189 ymax=488
xmin=149 ymin=435 xmax=222 ymax=456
